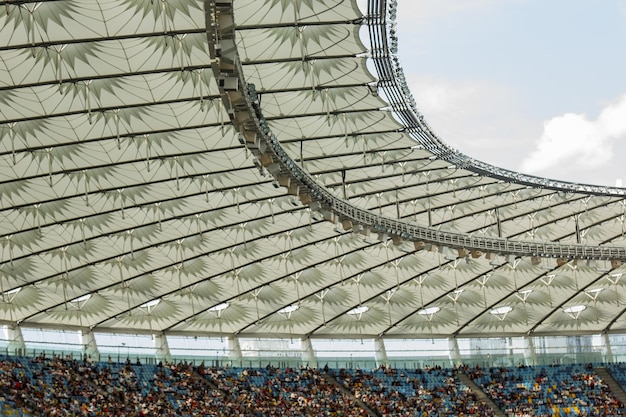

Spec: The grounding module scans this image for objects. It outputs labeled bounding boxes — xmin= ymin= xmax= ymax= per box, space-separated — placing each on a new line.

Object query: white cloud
xmin=520 ymin=94 xmax=626 ymax=174
xmin=394 ymin=0 xmax=626 ymax=186
xmin=411 ymin=76 xmax=477 ymax=114
xmin=407 ymin=75 xmax=536 ymax=158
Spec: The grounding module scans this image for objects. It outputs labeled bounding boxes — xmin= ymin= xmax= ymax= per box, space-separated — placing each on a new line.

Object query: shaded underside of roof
xmin=1 ymin=0 xmax=626 ymax=340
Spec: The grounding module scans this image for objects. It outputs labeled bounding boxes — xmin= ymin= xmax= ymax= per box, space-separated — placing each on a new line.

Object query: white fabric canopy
xmin=1 ymin=0 xmax=626 ymax=340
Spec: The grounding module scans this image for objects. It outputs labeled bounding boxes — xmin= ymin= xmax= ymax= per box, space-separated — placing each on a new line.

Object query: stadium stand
xmin=0 ymin=355 xmax=369 ymax=417
xmin=2 ymin=355 xmax=626 ymax=417
xmin=331 ymin=365 xmax=497 ymax=416
xmin=466 ymin=363 xmax=625 ymax=416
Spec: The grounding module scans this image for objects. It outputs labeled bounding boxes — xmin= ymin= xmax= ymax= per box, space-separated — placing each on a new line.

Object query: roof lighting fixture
xmin=278 ymin=304 xmax=300 ymax=314
xmin=71 ymin=294 xmax=91 ymax=303
xmin=585 ymin=288 xmax=603 ymax=297
xmin=418 ymin=307 xmax=440 ymax=316
xmin=515 ymin=289 xmax=533 ymax=303
xmin=563 ymin=305 xmax=586 ymax=319
xmin=209 ymin=303 xmax=229 ymax=312
xmin=3 ymin=287 xmax=21 ymax=297
xmin=140 ymin=299 xmax=160 ymax=309
xmin=563 ymin=305 xmax=586 ymax=313
xmin=347 ymin=306 xmax=369 ymax=315
xmin=347 ymin=305 xmax=369 ymax=321
xmin=490 ymin=306 xmax=513 ymax=321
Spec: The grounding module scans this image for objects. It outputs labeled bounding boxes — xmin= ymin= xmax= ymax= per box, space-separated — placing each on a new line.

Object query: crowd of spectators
xmin=0 ymin=354 xmax=227 ymax=416
xmin=332 ymin=365 xmax=496 ymax=417
xmin=200 ymin=364 xmax=366 ymax=416
xmin=0 ymin=354 xmax=367 ymax=417
xmin=3 ymin=355 xmax=626 ymax=417
xmin=465 ymin=363 xmax=625 ymax=417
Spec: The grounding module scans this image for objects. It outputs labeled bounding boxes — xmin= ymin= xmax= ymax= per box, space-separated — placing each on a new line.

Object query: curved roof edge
xmin=208 ymin=0 xmax=626 ymax=262
xmin=374 ymin=0 xmax=626 ymax=198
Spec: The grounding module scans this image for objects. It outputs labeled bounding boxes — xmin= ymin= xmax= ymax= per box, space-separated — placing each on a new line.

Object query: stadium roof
xmin=2 ymin=0 xmax=626 ymax=341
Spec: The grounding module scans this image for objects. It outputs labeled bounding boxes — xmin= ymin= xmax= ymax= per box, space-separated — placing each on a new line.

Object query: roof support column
xmin=154 ymin=332 xmax=171 ymax=363
xmin=301 ymin=337 xmax=317 ymax=369
xmin=6 ymin=325 xmax=25 ymax=356
xmin=374 ymin=337 xmax=388 ymax=368
xmin=80 ymin=329 xmax=99 ymax=361
xmin=604 ymin=332 xmax=613 ymax=363
xmin=227 ymin=336 xmax=242 ymax=367
xmin=449 ymin=336 xmax=461 ymax=366
xmin=524 ymin=335 xmax=536 ymax=366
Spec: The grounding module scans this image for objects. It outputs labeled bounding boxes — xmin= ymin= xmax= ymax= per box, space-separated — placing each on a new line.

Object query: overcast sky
xmin=392 ymin=0 xmax=626 ymax=187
